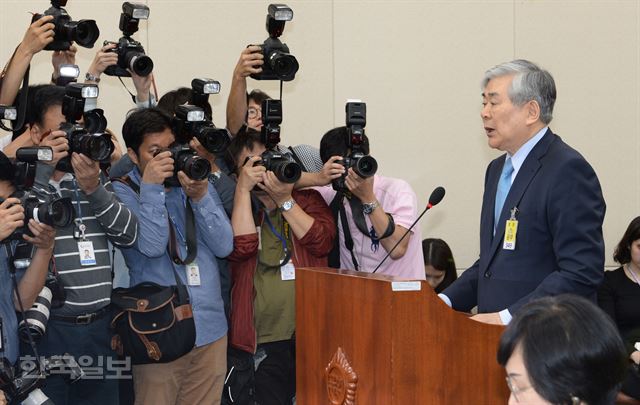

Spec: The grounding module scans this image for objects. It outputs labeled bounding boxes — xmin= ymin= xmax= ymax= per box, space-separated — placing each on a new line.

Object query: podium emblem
xmin=325 ymin=347 xmax=358 ymax=405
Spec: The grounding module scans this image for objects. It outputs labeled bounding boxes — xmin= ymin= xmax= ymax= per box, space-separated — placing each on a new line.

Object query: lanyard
xmin=72 ymin=180 xmax=87 ymax=240
xmin=72 ymin=179 xmax=83 ymax=221
xmin=262 ymin=212 xmax=291 ymax=266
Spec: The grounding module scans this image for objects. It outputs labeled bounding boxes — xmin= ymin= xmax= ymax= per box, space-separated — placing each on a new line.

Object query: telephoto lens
xmin=70 ymin=130 xmax=115 ymax=162
xmin=259 ymin=151 xmax=301 ymax=184
xmin=18 ymin=286 xmax=52 ymax=343
xmin=351 ymin=154 xmax=377 ymax=178
xmin=194 ymin=126 xmax=231 ymax=155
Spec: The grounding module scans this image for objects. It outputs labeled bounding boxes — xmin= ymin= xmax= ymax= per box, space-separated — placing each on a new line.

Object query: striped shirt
xmin=32 ymin=163 xmax=138 ymax=316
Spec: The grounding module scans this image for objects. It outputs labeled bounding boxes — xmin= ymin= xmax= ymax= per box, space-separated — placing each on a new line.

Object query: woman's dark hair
xmin=613 ymin=216 xmax=640 ymax=264
xmin=122 ymin=107 xmax=173 ymax=155
xmin=319 ymin=126 xmax=370 ymax=164
xmin=224 ymin=127 xmax=262 ymax=172
xmin=157 ymin=87 xmax=213 ymax=121
xmin=497 ymin=295 xmax=627 ymax=405
xmin=422 ymin=238 xmax=457 ymax=293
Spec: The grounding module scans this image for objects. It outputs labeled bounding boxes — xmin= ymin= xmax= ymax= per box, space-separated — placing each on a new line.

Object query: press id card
xmin=78 ymin=240 xmax=97 ymax=266
xmin=503 ymin=208 xmax=519 ymax=250
xmin=281 ymin=262 xmax=295 ymax=281
xmin=186 ymin=262 xmax=201 ymax=286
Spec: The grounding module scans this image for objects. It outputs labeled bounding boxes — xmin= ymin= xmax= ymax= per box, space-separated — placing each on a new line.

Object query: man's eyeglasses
xmin=248 ymin=107 xmax=262 ymax=120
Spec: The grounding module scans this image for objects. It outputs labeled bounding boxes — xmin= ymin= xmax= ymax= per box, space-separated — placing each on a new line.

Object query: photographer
xmin=114 ymin=108 xmax=232 ymax=405
xmin=223 ymin=129 xmax=335 ymax=404
xmin=226 ymin=46 xmax=323 ymax=173
xmin=314 ymin=127 xmax=425 ymax=279
xmin=0 ymin=152 xmax=56 ymax=403
xmin=16 ymin=85 xmax=138 ymax=405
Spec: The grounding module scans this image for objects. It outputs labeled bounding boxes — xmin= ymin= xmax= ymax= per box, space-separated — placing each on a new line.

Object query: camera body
xmin=32 ymin=0 xmax=100 ymax=51
xmin=6 ymin=190 xmax=75 ymax=241
xmin=332 ymin=101 xmax=378 ymax=192
xmin=103 ymin=37 xmax=153 ymax=77
xmin=173 ymin=105 xmax=230 ymax=155
xmin=56 ymin=83 xmax=115 ymax=173
xmin=250 ymin=4 xmax=299 ymax=82
xmin=256 ymin=99 xmax=301 ymax=183
xmin=0 ymin=353 xmax=83 ymax=405
xmin=104 ymin=2 xmax=153 ymax=77
xmin=156 ymin=145 xmax=211 ymax=188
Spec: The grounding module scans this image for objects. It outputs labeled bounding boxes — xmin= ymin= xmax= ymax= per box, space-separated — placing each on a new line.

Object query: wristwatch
xmin=362 ymin=200 xmax=379 ymax=215
xmin=280 ymin=199 xmax=296 ymax=212
xmin=85 ymin=72 xmax=100 ymax=83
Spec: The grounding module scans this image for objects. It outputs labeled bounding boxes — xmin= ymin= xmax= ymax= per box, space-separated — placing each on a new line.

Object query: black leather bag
xmin=110 ymin=281 xmax=196 ymax=365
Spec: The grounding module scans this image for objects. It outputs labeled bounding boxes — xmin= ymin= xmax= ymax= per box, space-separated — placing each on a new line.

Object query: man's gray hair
xmin=482 ymin=59 xmax=557 ymax=124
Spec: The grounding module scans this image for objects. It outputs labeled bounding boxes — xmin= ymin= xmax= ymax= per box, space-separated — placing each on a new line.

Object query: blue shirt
xmin=0 ymin=246 xmax=19 ymax=364
xmin=113 ymin=168 xmax=233 ymax=346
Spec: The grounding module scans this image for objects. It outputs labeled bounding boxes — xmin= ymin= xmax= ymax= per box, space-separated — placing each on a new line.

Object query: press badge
xmin=281 ymin=262 xmax=295 ymax=281
xmin=503 ymin=208 xmax=518 ymax=251
xmin=186 ymin=262 xmax=201 ymax=286
xmin=78 ymin=240 xmax=97 ymax=266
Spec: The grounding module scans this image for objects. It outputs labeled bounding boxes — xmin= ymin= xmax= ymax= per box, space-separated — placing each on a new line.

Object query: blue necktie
xmin=494 ymin=157 xmax=514 ymax=232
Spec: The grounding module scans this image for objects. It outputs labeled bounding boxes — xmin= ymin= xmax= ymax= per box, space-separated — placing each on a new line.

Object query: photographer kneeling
xmin=0 ymin=152 xmax=56 ymax=404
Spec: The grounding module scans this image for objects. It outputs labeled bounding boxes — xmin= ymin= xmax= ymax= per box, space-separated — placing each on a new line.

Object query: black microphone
xmin=371 ymin=186 xmax=445 ymax=274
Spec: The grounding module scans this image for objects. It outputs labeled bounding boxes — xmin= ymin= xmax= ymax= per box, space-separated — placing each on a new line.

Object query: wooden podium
xmin=296 ymin=267 xmax=509 ymax=404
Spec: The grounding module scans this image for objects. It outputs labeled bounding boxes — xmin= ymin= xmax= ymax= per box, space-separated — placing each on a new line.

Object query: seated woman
xmin=422 ymin=238 xmax=458 ymax=293
xmin=498 ymin=294 xmax=627 ymax=405
xmin=598 ymin=216 xmax=640 ymax=401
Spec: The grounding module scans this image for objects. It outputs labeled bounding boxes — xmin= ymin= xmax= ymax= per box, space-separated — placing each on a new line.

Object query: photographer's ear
xmin=28 ymin=123 xmax=44 ymax=145
xmin=127 ymin=147 xmax=139 ymax=166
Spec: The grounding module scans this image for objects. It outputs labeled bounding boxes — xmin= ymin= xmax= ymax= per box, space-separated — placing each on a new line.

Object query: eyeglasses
xmin=505 ymin=376 xmax=532 ymax=403
xmin=247 ymin=107 xmax=262 ymax=120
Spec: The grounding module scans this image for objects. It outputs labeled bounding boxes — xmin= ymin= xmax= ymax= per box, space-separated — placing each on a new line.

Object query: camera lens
xmin=127 ymin=53 xmax=154 ymax=77
xmin=19 ymin=286 xmax=52 ymax=343
xmin=182 ymin=156 xmax=211 ymax=181
xmin=268 ymin=51 xmax=299 ymax=81
xmin=73 ymin=19 xmax=100 ymax=47
xmin=196 ymin=127 xmax=231 ymax=155
xmin=354 ymin=155 xmax=378 ymax=178
xmin=83 ymin=109 xmax=108 ymax=134
xmin=46 ymin=197 xmax=75 ymax=228
xmin=272 ymin=160 xmax=301 ymax=184
xmin=77 ymin=134 xmax=114 ymax=162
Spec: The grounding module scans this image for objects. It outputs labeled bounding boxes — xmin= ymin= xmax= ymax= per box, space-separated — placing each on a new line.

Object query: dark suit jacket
xmin=443 ymin=129 xmax=605 ymax=314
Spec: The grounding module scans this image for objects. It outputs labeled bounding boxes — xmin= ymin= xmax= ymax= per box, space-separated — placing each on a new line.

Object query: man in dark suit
xmin=440 ymin=59 xmax=605 ymax=325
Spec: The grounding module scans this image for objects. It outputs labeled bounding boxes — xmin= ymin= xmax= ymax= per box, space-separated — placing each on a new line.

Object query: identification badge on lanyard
xmin=186 ymin=262 xmax=201 ymax=286
xmin=78 ymin=240 xmax=97 ymax=266
xmin=503 ymin=208 xmax=518 ymax=250
xmin=280 ymin=262 xmax=295 ymax=281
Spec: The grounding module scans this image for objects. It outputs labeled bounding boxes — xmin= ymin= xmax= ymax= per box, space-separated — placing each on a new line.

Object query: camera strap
xmin=167 ymin=196 xmax=198 ymax=267
xmin=328 ymin=192 xmax=359 ymax=271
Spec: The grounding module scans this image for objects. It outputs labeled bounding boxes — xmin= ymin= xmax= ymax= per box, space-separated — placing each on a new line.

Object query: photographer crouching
xmin=0 ymin=151 xmax=56 ymax=404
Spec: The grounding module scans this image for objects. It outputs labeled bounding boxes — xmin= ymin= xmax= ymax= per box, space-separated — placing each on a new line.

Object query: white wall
xmin=1 ymin=0 xmax=638 ymax=270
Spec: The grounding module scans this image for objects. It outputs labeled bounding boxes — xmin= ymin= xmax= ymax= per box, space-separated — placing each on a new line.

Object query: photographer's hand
xmin=141 ymin=151 xmax=174 ymax=185
xmin=0 ymin=198 xmax=24 ymax=241
xmin=260 ymin=171 xmax=294 ymax=206
xmin=227 ymin=46 xmax=263 ymax=134
xmin=130 ymin=71 xmax=154 ymax=105
xmin=178 ymin=171 xmax=208 ymax=202
xmin=51 ymin=44 xmax=77 ymax=81
xmin=86 ymin=43 xmax=118 ymax=83
xmin=18 ymin=15 xmax=55 ymax=56
xmin=345 ymin=168 xmax=375 ymax=202
xmin=189 ymin=138 xmax=219 ymax=172
xmin=318 ymin=156 xmax=346 ymax=186
xmin=234 ymin=45 xmax=264 ymax=79
xmin=237 ymin=156 xmax=265 ymax=193
xmin=39 ymin=130 xmax=69 ymax=166
xmin=71 ymin=152 xmax=100 ymax=194
xmin=23 ymin=220 xmax=55 ymax=251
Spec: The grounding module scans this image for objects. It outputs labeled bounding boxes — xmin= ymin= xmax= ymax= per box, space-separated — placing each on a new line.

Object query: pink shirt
xmin=314 ymin=175 xmax=425 ymax=280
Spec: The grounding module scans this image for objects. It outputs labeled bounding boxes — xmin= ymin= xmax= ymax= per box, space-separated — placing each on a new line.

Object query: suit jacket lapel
xmin=485 ymin=129 xmax=557 ymax=264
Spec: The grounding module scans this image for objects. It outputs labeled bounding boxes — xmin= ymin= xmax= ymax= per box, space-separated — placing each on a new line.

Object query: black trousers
xmin=255 ymin=339 xmax=296 ymax=405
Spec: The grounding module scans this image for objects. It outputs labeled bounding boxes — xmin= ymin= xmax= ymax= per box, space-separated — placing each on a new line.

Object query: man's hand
xmin=71 ymin=152 xmax=100 ymax=194
xmin=51 ymin=45 xmax=77 ymax=80
xmin=141 ymin=151 xmax=174 ymax=185
xmin=86 ymin=43 xmax=119 ymax=82
xmin=260 ymin=171 xmax=294 ymax=206
xmin=470 ymin=312 xmax=503 ymax=325
xmin=131 ymin=71 xmax=154 ymax=103
xmin=233 ymin=45 xmax=264 ymax=79
xmin=0 ymin=198 xmax=24 ymax=241
xmin=178 ymin=171 xmax=208 ymax=202
xmin=189 ymin=137 xmax=218 ymax=171
xmin=318 ymin=156 xmax=346 ymax=186
xmin=23 ymin=220 xmax=55 ymax=251
xmin=17 ymin=15 xmax=55 ymax=57
xmin=345 ymin=168 xmax=375 ymax=202
xmin=39 ymin=130 xmax=69 ymax=166
xmin=237 ymin=156 xmax=266 ymax=193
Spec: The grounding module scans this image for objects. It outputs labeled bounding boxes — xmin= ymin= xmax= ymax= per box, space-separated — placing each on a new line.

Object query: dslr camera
xmin=1 ymin=147 xmax=75 ymax=242
xmin=0 ymin=353 xmax=83 ymax=405
xmin=56 ymin=83 xmax=115 ymax=172
xmin=104 ymin=2 xmax=153 ymax=77
xmin=32 ymin=0 xmax=100 ymax=51
xmin=332 ymin=100 xmax=378 ymax=192
xmin=155 ymin=145 xmax=211 ymax=188
xmin=254 ymin=99 xmax=301 ymax=184
xmin=173 ymin=104 xmax=230 ymax=155
xmin=250 ymin=4 xmax=299 ymax=82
